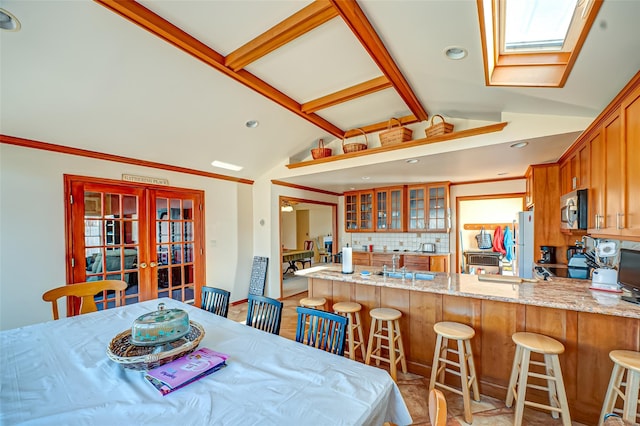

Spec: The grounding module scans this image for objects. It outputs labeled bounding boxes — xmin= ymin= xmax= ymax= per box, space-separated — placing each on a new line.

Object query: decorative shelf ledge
xmin=286 ymin=122 xmax=508 ymax=169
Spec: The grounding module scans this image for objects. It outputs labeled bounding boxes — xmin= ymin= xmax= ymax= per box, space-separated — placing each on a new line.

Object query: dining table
xmin=282 ymin=249 xmax=314 ymax=274
xmin=1 ymin=298 xmax=412 ymax=425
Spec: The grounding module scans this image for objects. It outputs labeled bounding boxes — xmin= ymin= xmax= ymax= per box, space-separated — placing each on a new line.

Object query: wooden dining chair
xmin=295 ymin=307 xmax=348 ymax=356
xmin=200 ymin=286 xmax=231 ymax=318
xmin=429 ymin=388 xmax=448 ymax=426
xmin=245 ymin=294 xmax=283 ymax=335
xmin=42 ymin=280 xmax=127 ymax=320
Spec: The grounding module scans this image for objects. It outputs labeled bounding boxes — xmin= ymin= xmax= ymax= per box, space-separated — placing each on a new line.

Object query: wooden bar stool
xmin=429 ymin=321 xmax=479 ymax=424
xmin=599 ymin=350 xmax=640 ymax=426
xmin=365 ymin=308 xmax=407 ymax=381
xmin=299 ymin=297 xmax=326 ymax=310
xmin=333 ymin=302 xmax=366 ymax=361
xmin=506 ymin=332 xmax=571 ymax=426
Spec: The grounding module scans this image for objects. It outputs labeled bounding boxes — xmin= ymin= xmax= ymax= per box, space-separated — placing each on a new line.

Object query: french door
xmin=65 ymin=175 xmax=204 ymax=314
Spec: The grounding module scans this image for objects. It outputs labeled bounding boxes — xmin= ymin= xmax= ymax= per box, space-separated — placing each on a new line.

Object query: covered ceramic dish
xmin=131 ymin=302 xmax=190 ymax=346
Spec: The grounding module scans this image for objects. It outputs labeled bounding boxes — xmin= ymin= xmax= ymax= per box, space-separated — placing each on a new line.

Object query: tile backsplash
xmin=343 ymin=232 xmax=450 ymax=254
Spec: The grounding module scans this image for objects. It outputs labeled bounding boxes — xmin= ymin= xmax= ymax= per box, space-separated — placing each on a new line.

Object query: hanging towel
xmin=492 ymin=226 xmax=506 ymax=255
xmin=504 ymin=226 xmax=514 ymax=262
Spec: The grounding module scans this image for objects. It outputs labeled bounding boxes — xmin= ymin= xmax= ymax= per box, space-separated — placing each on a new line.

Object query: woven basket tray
xmin=342 ymin=128 xmax=368 ymax=153
xmin=379 ymin=117 xmax=413 ymax=146
xmin=311 ymin=138 xmax=332 ymax=159
xmin=107 ymin=321 xmax=205 ymax=371
xmin=425 ymin=114 xmax=454 ymax=138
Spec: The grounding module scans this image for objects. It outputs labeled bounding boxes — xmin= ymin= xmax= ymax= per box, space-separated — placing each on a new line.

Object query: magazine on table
xmin=144 ymin=347 xmax=228 ymax=395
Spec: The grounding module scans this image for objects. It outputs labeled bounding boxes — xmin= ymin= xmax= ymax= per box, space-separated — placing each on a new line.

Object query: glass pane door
xmin=149 ymin=189 xmax=203 ymax=305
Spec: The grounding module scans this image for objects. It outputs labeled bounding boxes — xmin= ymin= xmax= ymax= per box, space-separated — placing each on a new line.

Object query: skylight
xmin=503 ymin=0 xmax=577 ymax=52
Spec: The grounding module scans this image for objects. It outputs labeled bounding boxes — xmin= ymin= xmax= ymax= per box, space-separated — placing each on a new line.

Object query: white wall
xmin=0 ymin=144 xmax=253 ymax=330
xmin=280 ymin=209 xmax=297 ymax=249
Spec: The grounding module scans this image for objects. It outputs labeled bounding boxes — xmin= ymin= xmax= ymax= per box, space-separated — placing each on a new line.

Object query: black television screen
xmin=618 ymin=248 xmax=640 ymax=295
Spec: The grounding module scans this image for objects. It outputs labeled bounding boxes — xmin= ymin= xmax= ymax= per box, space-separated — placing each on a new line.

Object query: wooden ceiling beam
xmin=344 ymin=114 xmax=418 ymax=138
xmin=330 ymin=0 xmax=429 ymax=122
xmin=302 ymin=76 xmax=391 ymax=113
xmin=94 ymin=0 xmax=344 ymax=138
xmin=226 ymin=1 xmax=338 ymax=71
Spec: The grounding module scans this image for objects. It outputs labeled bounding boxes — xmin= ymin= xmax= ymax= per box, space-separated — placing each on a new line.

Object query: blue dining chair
xmin=245 ymin=294 xmax=283 ymax=335
xmin=200 ymin=286 xmax=231 ymax=318
xmin=295 ymin=307 xmax=348 ymax=356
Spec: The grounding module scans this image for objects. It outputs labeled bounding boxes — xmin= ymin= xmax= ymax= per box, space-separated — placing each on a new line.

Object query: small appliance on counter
xmin=566 ymin=245 xmax=583 ymax=262
xmin=591 ymin=268 xmax=620 ymax=292
xmin=539 ymin=246 xmax=556 ymax=264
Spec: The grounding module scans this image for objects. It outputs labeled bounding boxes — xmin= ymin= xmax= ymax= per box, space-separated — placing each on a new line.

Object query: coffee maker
xmin=539 ymin=246 xmax=556 ymax=264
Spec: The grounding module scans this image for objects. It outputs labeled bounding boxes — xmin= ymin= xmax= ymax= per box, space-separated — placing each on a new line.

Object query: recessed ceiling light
xmin=497 ymin=172 xmax=508 ymax=176
xmin=211 ymin=160 xmax=243 ymax=171
xmin=245 ymin=120 xmax=259 ymax=128
xmin=349 ymin=187 xmax=356 ymax=190
xmin=444 ymin=46 xmax=467 ymax=60
xmin=510 ymin=141 xmax=529 ymax=149
xmin=406 ymin=159 xmax=419 ymax=164
xmin=0 ymin=9 xmax=21 ymax=31
xmin=361 ymin=176 xmax=370 ymax=180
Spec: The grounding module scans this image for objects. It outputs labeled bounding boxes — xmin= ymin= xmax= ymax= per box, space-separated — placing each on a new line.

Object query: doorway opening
xmin=279 ymin=196 xmax=337 ymax=298
xmin=455 ymin=193 xmax=524 ymax=274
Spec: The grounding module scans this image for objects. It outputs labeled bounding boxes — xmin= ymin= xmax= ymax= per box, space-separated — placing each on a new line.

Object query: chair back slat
xmin=42 ymin=280 xmax=127 ymax=320
xmin=295 ymin=307 xmax=347 ymax=356
xmin=246 ymin=294 xmax=283 ymax=335
xmin=200 ymin=286 xmax=231 ymax=318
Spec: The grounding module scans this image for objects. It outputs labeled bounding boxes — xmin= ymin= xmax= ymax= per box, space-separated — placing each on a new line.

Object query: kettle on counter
xmin=567 ymin=245 xmax=582 ymax=260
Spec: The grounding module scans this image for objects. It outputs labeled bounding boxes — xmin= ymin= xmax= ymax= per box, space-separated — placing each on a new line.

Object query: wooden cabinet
xmin=352 ymin=251 xmax=371 ymax=266
xmin=622 ymin=84 xmax=640 ymax=237
xmin=407 ymin=182 xmax=450 ymax=232
xmin=374 ymin=186 xmax=406 ymax=232
xmin=401 ymin=254 xmax=449 ymax=272
xmin=429 ymin=256 xmax=448 ymax=272
xmin=525 ymin=164 xmax=565 ymax=261
xmin=525 ymin=167 xmax=533 ymax=208
xmin=588 ymin=129 xmax=604 ymax=231
xmin=371 ymin=253 xmax=403 ymax=268
xmin=344 ymin=190 xmax=374 ymax=232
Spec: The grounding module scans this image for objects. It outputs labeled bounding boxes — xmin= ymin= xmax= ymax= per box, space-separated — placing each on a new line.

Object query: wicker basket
xmin=379 ymin=117 xmax=413 ymax=146
xmin=106 ymin=321 xmax=205 ymax=371
xmin=310 ymin=138 xmax=332 ymax=160
xmin=425 ymin=114 xmax=454 ymax=138
xmin=342 ymin=128 xmax=368 ymax=153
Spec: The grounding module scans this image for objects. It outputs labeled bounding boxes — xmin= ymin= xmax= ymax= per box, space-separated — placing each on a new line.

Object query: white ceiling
xmin=1 ymin=0 xmax=639 ymax=193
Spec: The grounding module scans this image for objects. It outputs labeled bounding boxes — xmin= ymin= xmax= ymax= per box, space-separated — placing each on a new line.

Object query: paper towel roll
xmin=342 ymin=247 xmax=353 ymax=274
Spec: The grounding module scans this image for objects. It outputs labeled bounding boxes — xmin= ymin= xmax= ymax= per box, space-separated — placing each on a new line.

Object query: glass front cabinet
xmin=375 ymin=186 xmax=406 ymax=232
xmin=344 ymin=190 xmax=374 ymax=232
xmin=407 ymin=182 xmax=450 ymax=232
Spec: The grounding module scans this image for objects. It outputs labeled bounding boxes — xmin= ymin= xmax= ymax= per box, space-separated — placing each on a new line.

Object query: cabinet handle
xmin=139 ymin=262 xmax=148 ymax=269
xmin=594 ymin=214 xmax=600 ymax=230
xmin=150 ymin=262 xmax=157 ymax=268
xmin=617 ymin=213 xmax=624 ymax=230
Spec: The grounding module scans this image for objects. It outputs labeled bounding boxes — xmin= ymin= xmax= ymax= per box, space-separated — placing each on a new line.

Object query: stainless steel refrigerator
xmin=516 ymin=211 xmax=534 ymax=278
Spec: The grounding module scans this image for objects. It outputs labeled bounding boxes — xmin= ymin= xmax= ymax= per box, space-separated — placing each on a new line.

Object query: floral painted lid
xmin=131 ymin=303 xmax=190 ymax=346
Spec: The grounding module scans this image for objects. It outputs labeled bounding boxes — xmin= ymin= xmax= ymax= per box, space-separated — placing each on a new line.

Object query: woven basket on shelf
xmin=342 ymin=128 xmax=368 ymax=153
xmin=425 ymin=114 xmax=454 ymax=138
xmin=106 ymin=321 xmax=205 ymax=371
xmin=379 ymin=117 xmax=413 ymax=146
xmin=310 ymin=138 xmax=332 ymax=160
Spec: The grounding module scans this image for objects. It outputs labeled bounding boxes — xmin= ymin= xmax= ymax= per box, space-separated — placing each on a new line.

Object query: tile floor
xmin=227 ymin=292 xmax=587 ymax=426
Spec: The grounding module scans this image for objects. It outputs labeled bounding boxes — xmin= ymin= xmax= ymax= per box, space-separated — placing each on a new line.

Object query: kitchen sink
xmin=376 ymin=271 xmax=435 ymax=280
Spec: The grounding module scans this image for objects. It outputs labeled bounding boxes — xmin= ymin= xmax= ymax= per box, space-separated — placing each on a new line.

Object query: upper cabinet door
xmin=427 ymin=184 xmax=450 ymax=232
xmin=344 ymin=190 xmax=374 ymax=232
xmin=345 ymin=193 xmax=358 ymax=231
xmin=622 ymin=84 xmax=640 ymax=237
xmin=407 ymin=185 xmax=426 ymax=232
xmin=358 ymin=190 xmax=374 ymax=232
xmin=375 ymin=186 xmax=406 ymax=232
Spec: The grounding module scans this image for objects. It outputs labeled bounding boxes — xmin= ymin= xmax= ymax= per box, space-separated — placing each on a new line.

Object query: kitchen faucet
xmin=392 ymin=254 xmax=399 ymax=272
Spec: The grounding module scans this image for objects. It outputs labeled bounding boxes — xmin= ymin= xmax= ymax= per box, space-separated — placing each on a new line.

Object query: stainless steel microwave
xmin=560 ymin=189 xmax=588 ymax=230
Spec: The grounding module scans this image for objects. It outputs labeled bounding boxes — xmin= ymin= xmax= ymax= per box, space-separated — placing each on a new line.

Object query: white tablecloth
xmin=1 ymin=298 xmax=412 ymax=426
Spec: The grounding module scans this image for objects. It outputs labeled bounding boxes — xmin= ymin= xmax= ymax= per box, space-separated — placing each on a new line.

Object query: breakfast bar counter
xmin=296 ymin=265 xmax=640 ymax=425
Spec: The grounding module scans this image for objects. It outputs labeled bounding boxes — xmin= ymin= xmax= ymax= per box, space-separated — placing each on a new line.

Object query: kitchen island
xmin=295 ymin=264 xmax=640 ymax=425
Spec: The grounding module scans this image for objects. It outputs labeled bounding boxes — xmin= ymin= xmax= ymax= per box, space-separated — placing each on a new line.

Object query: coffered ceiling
xmin=1 ymin=0 xmax=639 ymax=193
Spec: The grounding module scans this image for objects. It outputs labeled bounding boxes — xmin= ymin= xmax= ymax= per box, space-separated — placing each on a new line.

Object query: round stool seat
xmin=609 ymin=350 xmax=640 ymax=373
xmin=370 ymin=307 xmax=401 ymax=321
xmin=333 ymin=302 xmax=362 ymax=313
xmin=300 ymin=297 xmax=326 ymax=308
xmin=434 ymin=321 xmax=475 ymax=340
xmin=512 ymin=332 xmax=565 ymax=354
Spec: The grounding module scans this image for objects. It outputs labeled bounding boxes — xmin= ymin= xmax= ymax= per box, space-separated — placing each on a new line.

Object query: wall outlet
xmin=399 ymin=241 xmax=404 ymax=246
xmin=368 ymin=237 xmax=371 ymax=241
xmin=435 ymin=238 xmax=441 ymax=243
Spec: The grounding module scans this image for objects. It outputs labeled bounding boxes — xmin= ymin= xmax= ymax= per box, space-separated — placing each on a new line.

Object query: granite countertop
xmin=295 ymin=264 xmax=640 ymax=319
